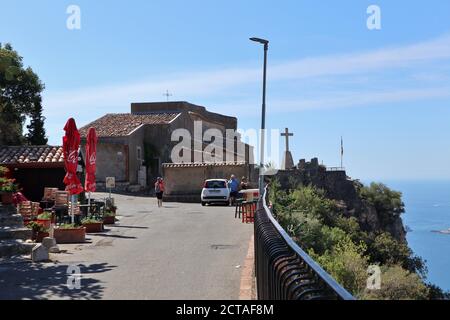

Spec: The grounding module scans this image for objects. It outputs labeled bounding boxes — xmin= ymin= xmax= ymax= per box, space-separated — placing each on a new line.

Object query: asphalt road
xmin=0 ymin=193 xmax=254 ymax=300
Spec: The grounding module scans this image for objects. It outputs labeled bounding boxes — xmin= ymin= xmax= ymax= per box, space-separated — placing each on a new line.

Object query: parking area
xmin=0 ymin=193 xmax=254 ymax=300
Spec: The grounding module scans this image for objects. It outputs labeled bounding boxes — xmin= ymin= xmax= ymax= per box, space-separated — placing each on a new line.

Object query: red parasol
xmin=63 ymin=118 xmax=83 ymax=195
xmin=85 ymin=127 xmax=97 ymax=192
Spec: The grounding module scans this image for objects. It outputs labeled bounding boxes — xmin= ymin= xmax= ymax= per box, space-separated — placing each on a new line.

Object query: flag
xmin=341 ymin=136 xmax=344 ymax=156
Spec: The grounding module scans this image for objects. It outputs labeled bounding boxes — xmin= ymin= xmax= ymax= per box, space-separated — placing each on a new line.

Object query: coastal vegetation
xmin=269 ymin=180 xmax=449 ymax=300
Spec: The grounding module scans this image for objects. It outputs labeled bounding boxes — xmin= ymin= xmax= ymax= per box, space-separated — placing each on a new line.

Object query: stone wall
xmin=162 ymin=163 xmax=257 ymax=202
xmin=81 ymin=138 xmax=129 ymax=184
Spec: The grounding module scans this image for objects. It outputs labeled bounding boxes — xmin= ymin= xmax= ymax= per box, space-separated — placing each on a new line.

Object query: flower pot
xmin=54 ymin=227 xmax=86 ymax=244
xmin=1 ymin=192 xmax=14 ymax=205
xmin=37 ymin=219 xmax=51 ymax=229
xmin=103 ymin=216 xmax=116 ymax=225
xmin=83 ymin=222 xmax=103 ymax=233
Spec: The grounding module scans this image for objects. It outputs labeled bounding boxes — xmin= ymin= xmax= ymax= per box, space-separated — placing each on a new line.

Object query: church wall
xmin=162 ymin=164 xmax=255 ymax=202
xmin=128 ymin=126 xmax=145 ymax=185
xmin=88 ymin=138 xmax=128 ymax=183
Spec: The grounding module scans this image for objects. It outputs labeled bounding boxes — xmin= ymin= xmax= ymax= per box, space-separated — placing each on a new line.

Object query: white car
xmin=201 ymin=179 xmax=230 ymax=206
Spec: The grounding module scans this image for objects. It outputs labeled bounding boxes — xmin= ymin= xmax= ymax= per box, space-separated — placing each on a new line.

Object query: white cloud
xmin=43 ymin=33 xmax=450 ymax=115
xmin=43 ymin=33 xmax=450 ymax=145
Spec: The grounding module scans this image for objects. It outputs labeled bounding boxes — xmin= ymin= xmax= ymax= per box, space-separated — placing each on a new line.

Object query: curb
xmin=239 ymin=234 xmax=256 ymax=300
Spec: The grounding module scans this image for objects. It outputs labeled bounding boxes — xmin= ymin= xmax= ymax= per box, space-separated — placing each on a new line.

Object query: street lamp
xmin=250 ymin=37 xmax=269 ymax=199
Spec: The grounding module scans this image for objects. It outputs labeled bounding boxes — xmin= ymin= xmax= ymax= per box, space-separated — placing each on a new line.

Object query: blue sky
xmin=1 ymin=0 xmax=450 ymax=181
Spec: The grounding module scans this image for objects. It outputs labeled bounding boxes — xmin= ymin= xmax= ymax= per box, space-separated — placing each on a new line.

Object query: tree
xmin=359 ymin=182 xmax=405 ymax=224
xmin=0 ymin=43 xmax=46 ymax=145
xmin=26 ymin=96 xmax=48 ymax=145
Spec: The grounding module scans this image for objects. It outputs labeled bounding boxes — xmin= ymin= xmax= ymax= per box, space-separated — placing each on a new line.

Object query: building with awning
xmin=0 ymin=146 xmax=66 ymax=201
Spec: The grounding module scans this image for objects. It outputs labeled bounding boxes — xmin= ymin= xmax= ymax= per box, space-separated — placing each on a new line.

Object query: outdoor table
xmin=239 ymin=189 xmax=260 ymax=202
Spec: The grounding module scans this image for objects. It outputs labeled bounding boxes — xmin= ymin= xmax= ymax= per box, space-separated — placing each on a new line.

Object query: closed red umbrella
xmin=85 ymin=127 xmax=97 ymax=192
xmin=63 ymin=118 xmax=83 ymax=223
xmin=85 ymin=128 xmax=97 ymax=216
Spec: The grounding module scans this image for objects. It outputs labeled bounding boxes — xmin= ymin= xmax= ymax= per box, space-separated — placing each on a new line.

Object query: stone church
xmin=79 ymin=101 xmax=256 ymax=195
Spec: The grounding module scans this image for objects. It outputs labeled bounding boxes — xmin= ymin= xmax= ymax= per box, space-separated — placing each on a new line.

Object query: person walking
xmin=228 ymin=174 xmax=239 ymax=206
xmin=155 ymin=177 xmax=165 ymax=208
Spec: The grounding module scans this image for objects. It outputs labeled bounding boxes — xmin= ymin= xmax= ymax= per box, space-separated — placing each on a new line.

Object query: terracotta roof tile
xmin=79 ymin=113 xmax=180 ymax=138
xmin=0 ymin=146 xmax=64 ymax=165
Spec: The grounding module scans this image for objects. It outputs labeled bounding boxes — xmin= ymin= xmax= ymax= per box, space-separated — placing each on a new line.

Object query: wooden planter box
xmin=1 ymin=192 xmax=14 ymax=205
xmin=103 ymin=216 xmax=116 ymax=225
xmin=54 ymin=227 xmax=86 ymax=244
xmin=37 ymin=219 xmax=51 ymax=229
xmin=83 ymin=222 xmax=103 ymax=233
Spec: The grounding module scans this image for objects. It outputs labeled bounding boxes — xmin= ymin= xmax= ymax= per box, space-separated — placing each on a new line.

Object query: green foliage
xmin=57 ymin=224 xmax=82 ymax=229
xmin=311 ymin=237 xmax=369 ymax=297
xmin=37 ymin=212 xmax=52 ymax=220
xmin=27 ymin=221 xmax=49 ymax=233
xmin=270 ymin=182 xmax=445 ymax=300
xmin=81 ymin=217 xmax=102 ymax=224
xmin=0 ymin=166 xmax=9 ymax=176
xmin=362 ymin=265 xmax=429 ymax=300
xmin=0 ymin=43 xmax=47 ymax=145
xmin=0 ymin=167 xmax=18 ymax=192
xmin=103 ymin=211 xmax=116 ymax=217
xmin=367 ymin=232 xmax=426 ymax=276
xmin=0 ymin=178 xmax=18 ymax=192
xmin=359 ymin=182 xmax=405 ymax=224
xmin=426 ymin=283 xmax=450 ymax=300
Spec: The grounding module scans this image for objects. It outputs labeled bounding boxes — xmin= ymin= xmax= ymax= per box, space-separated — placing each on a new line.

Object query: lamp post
xmin=250 ymin=37 xmax=269 ymax=199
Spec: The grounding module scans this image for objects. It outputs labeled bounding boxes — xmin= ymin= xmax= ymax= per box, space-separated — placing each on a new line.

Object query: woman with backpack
xmin=155 ymin=177 xmax=165 ymax=208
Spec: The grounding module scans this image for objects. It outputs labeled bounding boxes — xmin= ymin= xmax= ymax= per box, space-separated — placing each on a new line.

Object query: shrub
xmin=362 ymin=265 xmax=429 ymax=300
xmin=311 ymin=237 xmax=369 ymax=297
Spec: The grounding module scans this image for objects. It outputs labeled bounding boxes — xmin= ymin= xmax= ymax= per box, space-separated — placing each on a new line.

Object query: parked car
xmin=201 ymin=179 xmax=230 ymax=206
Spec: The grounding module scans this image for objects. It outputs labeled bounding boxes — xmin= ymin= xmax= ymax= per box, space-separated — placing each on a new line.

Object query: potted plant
xmin=37 ymin=212 xmax=52 ymax=229
xmin=102 ymin=211 xmax=116 ymax=225
xmin=54 ymin=224 xmax=86 ymax=244
xmin=27 ymin=221 xmax=50 ymax=243
xmin=81 ymin=217 xmax=104 ymax=233
xmin=0 ymin=175 xmax=18 ymax=205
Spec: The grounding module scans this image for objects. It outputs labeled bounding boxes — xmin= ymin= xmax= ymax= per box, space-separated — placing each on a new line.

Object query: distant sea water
xmin=371 ymin=180 xmax=450 ymax=291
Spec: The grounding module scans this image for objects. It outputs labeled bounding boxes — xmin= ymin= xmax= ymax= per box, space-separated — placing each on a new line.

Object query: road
xmin=0 ymin=193 xmax=254 ymax=300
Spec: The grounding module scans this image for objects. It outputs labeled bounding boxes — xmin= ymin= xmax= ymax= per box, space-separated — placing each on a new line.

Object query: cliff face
xmin=275 ymin=164 xmax=407 ymax=243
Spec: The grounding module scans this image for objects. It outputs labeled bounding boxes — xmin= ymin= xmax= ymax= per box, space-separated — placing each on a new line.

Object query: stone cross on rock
xmin=281 ymin=128 xmax=295 ymax=170
xmin=281 ymin=128 xmax=294 ymax=152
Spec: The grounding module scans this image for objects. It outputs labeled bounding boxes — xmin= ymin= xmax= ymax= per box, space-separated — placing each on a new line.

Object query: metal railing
xmin=254 ymin=188 xmax=355 ymax=300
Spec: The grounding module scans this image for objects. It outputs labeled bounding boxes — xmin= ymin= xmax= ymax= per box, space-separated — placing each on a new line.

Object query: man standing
xmin=228 ymin=175 xmax=239 ymax=206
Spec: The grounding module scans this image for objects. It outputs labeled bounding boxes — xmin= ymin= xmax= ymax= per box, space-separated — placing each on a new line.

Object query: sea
xmin=376 ymin=180 xmax=450 ymax=291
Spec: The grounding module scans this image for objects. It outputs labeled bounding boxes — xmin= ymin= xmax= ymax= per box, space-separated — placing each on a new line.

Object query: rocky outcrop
xmin=275 ymin=159 xmax=407 ymax=243
xmin=0 ymin=204 xmax=35 ymax=258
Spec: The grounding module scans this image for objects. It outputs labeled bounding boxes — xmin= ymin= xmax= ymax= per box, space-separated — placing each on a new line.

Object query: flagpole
xmin=341 ymin=136 xmax=344 ymax=169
